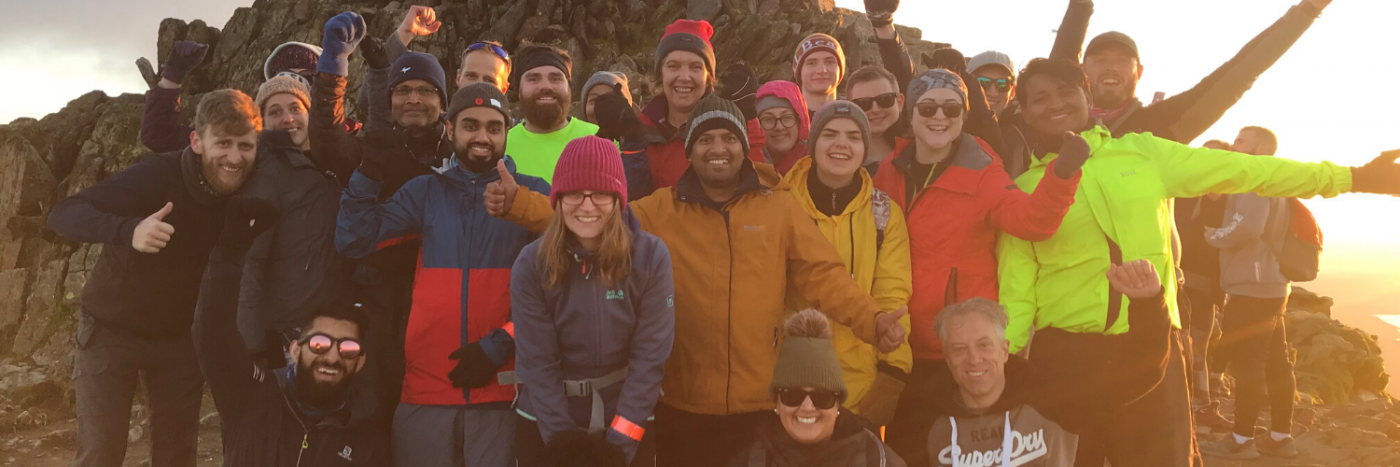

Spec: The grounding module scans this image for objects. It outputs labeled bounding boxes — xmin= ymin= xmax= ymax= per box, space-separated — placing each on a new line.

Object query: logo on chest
xmin=338 ymin=446 xmax=353 ymax=461
xmin=606 ymin=290 xmax=626 ymax=300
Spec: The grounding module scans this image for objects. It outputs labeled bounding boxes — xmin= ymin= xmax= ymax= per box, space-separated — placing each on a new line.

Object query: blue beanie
xmin=389 ymin=52 xmax=448 ymax=107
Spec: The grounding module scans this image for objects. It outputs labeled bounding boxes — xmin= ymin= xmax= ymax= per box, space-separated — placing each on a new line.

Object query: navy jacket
xmin=511 ymin=212 xmax=675 ymax=459
xmin=48 ymin=148 xmax=225 ymax=339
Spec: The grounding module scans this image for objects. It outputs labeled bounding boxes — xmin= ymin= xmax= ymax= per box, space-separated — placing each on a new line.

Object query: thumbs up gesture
xmin=875 ymin=305 xmax=909 ymax=353
xmin=484 ymin=160 xmax=519 ymax=218
xmin=132 ymin=202 xmax=175 ymax=253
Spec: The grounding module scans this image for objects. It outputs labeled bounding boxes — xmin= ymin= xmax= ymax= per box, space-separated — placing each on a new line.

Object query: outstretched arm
xmin=1050 ymin=0 xmax=1094 ymax=62
xmin=335 ymin=170 xmax=428 ymax=259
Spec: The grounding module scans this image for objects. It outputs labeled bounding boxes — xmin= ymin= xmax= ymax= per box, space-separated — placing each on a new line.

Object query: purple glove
xmin=161 ymin=41 xmax=208 ymax=84
xmin=318 ymin=11 xmax=367 ymax=77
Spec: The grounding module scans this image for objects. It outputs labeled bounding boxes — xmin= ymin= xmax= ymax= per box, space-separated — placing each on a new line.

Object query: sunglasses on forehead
xmin=976 ymin=76 xmax=1015 ymax=92
xmin=852 ymin=92 xmax=899 ymax=112
xmin=776 ymin=388 xmax=843 ymax=410
xmin=465 ymin=42 xmax=510 ymax=62
xmin=299 ymin=333 xmax=363 ymax=360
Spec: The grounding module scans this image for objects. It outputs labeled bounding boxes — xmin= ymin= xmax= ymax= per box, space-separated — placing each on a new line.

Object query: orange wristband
xmin=502 ymin=322 xmax=516 ymax=338
xmin=610 ymin=416 xmax=645 ymax=441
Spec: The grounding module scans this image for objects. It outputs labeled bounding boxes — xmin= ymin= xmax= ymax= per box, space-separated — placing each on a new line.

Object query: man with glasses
xmin=844 ymin=66 xmax=905 ymax=177
xmin=338 ymin=83 xmax=549 ymax=467
xmin=195 ymin=197 xmax=387 ymax=467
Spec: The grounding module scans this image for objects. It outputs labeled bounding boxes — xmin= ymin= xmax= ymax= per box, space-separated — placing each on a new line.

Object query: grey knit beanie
xmin=255 ymin=75 xmax=311 ymax=112
xmin=582 ymin=71 xmax=632 ymax=106
xmin=905 ymin=69 xmax=969 ymax=122
xmin=770 ymin=309 xmax=848 ymax=398
xmin=685 ymin=94 xmax=750 ymax=157
xmin=807 ymin=101 xmax=872 ymax=162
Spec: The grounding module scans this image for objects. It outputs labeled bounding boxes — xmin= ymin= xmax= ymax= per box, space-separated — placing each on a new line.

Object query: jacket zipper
xmin=723 ymin=209 xmax=735 ymax=413
xmin=282 ymin=392 xmax=312 ymax=467
xmin=464 ymin=179 xmax=478 ymax=404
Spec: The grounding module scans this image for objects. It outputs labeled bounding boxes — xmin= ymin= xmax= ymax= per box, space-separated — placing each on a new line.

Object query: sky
xmin=1 ymin=1 xmax=1397 ymax=316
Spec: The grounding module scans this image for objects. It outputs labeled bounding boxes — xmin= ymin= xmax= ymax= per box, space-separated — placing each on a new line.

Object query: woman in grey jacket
xmin=511 ymin=136 xmax=676 ymax=466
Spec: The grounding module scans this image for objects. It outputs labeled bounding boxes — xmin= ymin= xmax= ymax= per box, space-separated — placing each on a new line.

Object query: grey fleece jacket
xmin=1206 ymin=193 xmax=1290 ymax=298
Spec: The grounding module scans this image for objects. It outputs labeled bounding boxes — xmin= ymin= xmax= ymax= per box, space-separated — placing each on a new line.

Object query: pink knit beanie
xmin=550 ymin=136 xmax=628 ymax=208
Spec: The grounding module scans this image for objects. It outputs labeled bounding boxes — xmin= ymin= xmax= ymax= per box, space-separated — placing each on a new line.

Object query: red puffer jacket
xmin=871 ymin=134 xmax=1079 ymax=360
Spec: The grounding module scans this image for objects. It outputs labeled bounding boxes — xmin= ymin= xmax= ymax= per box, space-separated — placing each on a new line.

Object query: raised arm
xmin=140 ymin=41 xmax=206 ymax=153
xmin=1152 ymin=136 xmax=1354 ymax=200
xmin=607 ymin=238 xmax=675 ymax=460
xmin=866 ymin=0 xmax=916 ymax=92
xmin=310 ymin=12 xmax=369 ymax=186
xmin=1050 ymin=0 xmax=1094 ymax=62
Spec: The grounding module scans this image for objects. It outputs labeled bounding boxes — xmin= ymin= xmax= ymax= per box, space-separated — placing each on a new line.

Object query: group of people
xmin=45 ymin=0 xmax=1400 ymax=466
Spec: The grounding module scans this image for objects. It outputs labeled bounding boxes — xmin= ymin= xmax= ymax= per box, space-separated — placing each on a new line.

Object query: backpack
xmin=1269 ymin=198 xmax=1323 ymax=282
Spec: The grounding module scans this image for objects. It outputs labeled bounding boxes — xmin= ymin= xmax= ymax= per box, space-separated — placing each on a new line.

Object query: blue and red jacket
xmin=336 ymin=156 xmax=550 ymax=406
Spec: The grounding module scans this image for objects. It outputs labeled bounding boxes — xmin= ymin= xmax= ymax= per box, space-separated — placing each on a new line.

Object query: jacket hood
xmin=756 ymin=81 xmax=811 ymax=143
xmin=930 ymin=355 xmax=1033 ymax=418
xmin=783 ymin=156 xmax=873 ymax=219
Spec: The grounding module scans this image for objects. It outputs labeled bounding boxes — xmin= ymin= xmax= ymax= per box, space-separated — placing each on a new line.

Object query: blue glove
xmin=161 ymin=41 xmax=208 ymax=84
xmin=318 ymin=11 xmax=367 ymax=77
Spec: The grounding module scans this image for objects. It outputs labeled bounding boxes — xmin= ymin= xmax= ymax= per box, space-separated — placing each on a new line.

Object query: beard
xmin=522 ymin=89 xmax=570 ymax=129
xmin=455 ymin=140 xmax=505 ymax=173
xmin=198 ymin=152 xmax=251 ymax=195
xmin=1092 ymin=79 xmax=1137 ymax=109
xmin=294 ymin=358 xmax=353 ymax=410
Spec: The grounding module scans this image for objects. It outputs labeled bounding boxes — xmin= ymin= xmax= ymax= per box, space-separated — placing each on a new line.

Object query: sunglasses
xmin=776 ymin=388 xmax=842 ymax=410
xmin=915 ymin=102 xmax=964 ymax=119
xmin=852 ymin=93 xmax=899 ymax=112
xmin=299 ymin=333 xmax=363 ymax=360
xmin=560 ymin=191 xmax=617 ymax=207
xmin=759 ymin=114 xmax=799 ymax=130
xmin=976 ymin=77 xmax=1015 ymax=93
xmin=465 ymin=42 xmax=510 ymax=62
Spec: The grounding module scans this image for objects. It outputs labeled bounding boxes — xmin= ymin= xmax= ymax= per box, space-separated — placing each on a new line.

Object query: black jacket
xmin=196 ymin=248 xmax=386 ymax=467
xmin=237 ymin=131 xmax=353 ymax=347
xmin=48 ymin=148 xmax=226 ymax=339
xmin=732 ymin=411 xmax=906 ymax=467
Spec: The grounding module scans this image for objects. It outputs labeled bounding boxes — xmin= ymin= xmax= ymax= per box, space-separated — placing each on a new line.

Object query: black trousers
xmin=884 ymin=359 xmax=953 ymax=467
xmin=515 ymin=415 xmax=657 ymax=467
xmin=1183 ymin=285 xmax=1224 ymax=407
xmin=73 ymin=313 xmax=202 ymax=467
xmin=653 ymin=403 xmax=767 ymax=467
xmin=1030 ymin=328 xmax=1200 ymax=467
xmin=1220 ymin=295 xmax=1294 ymax=436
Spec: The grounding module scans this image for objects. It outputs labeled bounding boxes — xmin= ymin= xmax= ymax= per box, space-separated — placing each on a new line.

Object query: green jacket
xmin=998 ymin=127 xmax=1351 ymax=352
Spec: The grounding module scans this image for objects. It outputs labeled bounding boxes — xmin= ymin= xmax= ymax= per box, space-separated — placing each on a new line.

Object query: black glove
xmin=1350 ymin=150 xmax=1400 ymax=195
xmin=1053 ymin=131 xmax=1091 ymax=179
xmin=360 ymin=36 xmax=391 ymax=70
xmin=595 ymin=84 xmax=644 ymax=142
xmin=219 ymin=196 xmax=279 ymax=257
xmin=924 ymin=48 xmax=966 ymax=74
xmin=718 ymin=63 xmax=759 ymax=121
xmin=447 ymin=343 xmax=499 ymax=389
xmin=359 ymin=130 xmax=402 ymax=181
xmin=161 ymin=41 xmax=208 ymax=85
xmin=864 ymin=0 xmax=900 ymax=28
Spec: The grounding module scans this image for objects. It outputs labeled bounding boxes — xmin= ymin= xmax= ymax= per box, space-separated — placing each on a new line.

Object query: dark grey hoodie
xmin=1206 ymin=193 xmax=1290 ymax=298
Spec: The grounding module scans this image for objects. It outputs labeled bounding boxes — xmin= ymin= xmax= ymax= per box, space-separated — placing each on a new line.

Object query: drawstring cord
xmin=947 ymin=411 xmax=1013 ymax=467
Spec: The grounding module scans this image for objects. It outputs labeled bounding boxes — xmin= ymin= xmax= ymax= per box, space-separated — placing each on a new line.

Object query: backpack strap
xmin=871 ymin=188 xmax=892 ymax=252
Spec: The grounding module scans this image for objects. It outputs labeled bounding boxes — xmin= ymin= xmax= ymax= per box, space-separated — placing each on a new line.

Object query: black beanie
xmin=389 ymin=52 xmax=449 ymax=106
xmin=445 ymin=83 xmax=511 ymax=124
xmin=685 ymin=94 xmax=750 ymax=157
xmin=511 ymin=45 xmax=573 ymax=89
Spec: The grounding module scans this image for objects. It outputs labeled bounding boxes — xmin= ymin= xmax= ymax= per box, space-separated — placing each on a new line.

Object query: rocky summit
xmin=0 ymin=0 xmax=1394 ymax=465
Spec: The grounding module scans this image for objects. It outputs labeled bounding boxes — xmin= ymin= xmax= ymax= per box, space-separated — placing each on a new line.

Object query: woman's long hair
xmin=536 ymin=200 xmax=633 ymax=289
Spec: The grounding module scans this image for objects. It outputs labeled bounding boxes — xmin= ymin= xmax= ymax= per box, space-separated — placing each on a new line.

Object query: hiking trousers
xmin=73 ymin=313 xmax=202 ymax=467
xmin=1220 ymin=295 xmax=1294 ymax=437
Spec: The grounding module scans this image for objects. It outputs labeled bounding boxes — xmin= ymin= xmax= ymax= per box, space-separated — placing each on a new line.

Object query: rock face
xmin=1287 ymin=287 xmax=1390 ymax=405
xmin=0 ymin=0 xmax=947 ymax=421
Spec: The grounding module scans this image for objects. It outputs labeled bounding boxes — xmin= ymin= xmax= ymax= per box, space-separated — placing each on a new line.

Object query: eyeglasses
xmin=914 ymin=102 xmax=964 ymax=119
xmin=759 ymin=114 xmax=799 ymax=130
xmin=560 ymin=191 xmax=617 ymax=207
xmin=299 ymin=333 xmax=363 ymax=360
xmin=392 ymin=85 xmax=439 ymax=98
xmin=776 ymin=388 xmax=842 ymax=410
xmin=852 ymin=93 xmax=899 ymax=112
xmin=274 ymin=70 xmax=315 ymax=89
xmin=465 ymin=42 xmax=510 ymax=62
xmin=976 ymin=77 xmax=1015 ymax=93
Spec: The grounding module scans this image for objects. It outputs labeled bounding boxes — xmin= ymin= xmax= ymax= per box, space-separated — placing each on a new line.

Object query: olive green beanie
xmin=769 ymin=309 xmax=848 ymax=398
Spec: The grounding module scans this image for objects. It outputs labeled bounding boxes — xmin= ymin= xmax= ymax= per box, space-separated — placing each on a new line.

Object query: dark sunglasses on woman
xmin=915 ymin=101 xmax=964 ymax=119
xmin=299 ymin=333 xmax=363 ymax=360
xmin=852 ymin=92 xmax=899 ymax=112
xmin=976 ymin=76 xmax=1014 ymax=93
xmin=776 ymin=388 xmax=842 ymax=410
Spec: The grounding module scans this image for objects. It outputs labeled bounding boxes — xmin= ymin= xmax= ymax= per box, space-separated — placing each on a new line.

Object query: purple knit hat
xmin=551 ymin=136 xmax=628 ymax=208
